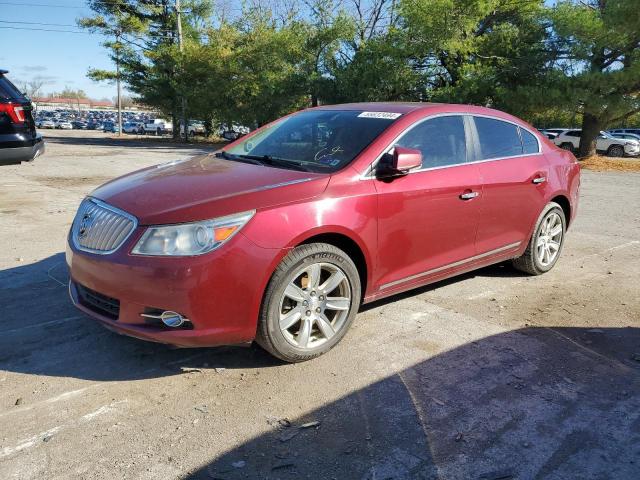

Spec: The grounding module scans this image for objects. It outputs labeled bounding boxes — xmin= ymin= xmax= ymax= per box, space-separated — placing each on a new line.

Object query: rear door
xmin=471 ymin=116 xmax=548 ymax=255
xmin=373 ymin=114 xmax=483 ymax=292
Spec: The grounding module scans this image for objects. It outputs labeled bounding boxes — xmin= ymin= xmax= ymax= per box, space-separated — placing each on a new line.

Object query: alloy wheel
xmin=278 ymin=262 xmax=351 ymax=350
xmin=536 ymin=211 xmax=563 ymax=267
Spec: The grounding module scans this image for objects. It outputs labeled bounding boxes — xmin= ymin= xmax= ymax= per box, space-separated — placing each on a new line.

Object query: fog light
xmin=141 ymin=310 xmax=189 ymax=328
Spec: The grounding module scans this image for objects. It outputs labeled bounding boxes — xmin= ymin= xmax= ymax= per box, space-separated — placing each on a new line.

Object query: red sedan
xmin=67 ymin=103 xmax=580 ymax=362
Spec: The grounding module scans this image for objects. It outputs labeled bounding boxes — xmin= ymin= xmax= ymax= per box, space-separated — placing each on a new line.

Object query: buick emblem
xmin=78 ymin=213 xmax=93 ymax=238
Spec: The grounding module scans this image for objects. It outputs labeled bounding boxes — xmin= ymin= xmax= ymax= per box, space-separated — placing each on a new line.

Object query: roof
xmin=315 ymin=102 xmax=441 ymax=114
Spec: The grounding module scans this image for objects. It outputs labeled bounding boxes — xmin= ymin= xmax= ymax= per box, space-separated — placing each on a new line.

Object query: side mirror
xmin=376 ymin=146 xmax=422 ymax=178
xmin=394 ymin=146 xmax=423 ymax=172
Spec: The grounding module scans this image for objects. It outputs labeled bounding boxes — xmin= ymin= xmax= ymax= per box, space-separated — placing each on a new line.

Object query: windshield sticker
xmin=315 ymin=146 xmax=344 ymax=165
xmin=357 ymin=111 xmax=402 ymax=119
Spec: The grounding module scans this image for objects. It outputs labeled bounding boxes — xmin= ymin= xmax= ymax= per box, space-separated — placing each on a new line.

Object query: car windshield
xmin=225 ymin=109 xmax=400 ymax=173
xmin=599 ymin=131 xmax=614 ymax=139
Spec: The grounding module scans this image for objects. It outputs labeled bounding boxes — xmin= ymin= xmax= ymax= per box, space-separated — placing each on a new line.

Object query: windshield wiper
xmin=240 ymin=154 xmax=316 ymax=172
xmin=215 ymin=151 xmax=266 ymax=166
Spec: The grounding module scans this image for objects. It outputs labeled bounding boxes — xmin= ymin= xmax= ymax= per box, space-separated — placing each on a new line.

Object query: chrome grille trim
xmin=71 ymin=198 xmax=138 ymax=255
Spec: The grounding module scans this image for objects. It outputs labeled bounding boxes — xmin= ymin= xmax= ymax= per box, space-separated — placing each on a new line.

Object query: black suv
xmin=0 ymin=69 xmax=44 ymax=165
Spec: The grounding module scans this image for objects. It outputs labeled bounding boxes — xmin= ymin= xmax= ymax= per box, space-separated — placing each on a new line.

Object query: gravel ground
xmin=1 ymin=130 xmax=639 ymax=480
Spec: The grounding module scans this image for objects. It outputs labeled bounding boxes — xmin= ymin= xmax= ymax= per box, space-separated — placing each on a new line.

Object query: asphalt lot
xmin=1 ymin=130 xmax=639 ymax=480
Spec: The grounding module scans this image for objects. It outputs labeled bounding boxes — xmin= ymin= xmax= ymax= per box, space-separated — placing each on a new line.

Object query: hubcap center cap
xmin=308 ymin=296 xmax=322 ymax=310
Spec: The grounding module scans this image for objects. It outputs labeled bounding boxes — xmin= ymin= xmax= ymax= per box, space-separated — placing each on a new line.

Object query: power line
xmin=0 ymin=25 xmax=88 ymax=33
xmin=0 ymin=1 xmax=193 ymax=11
xmin=0 ymin=1 xmax=131 ymax=8
xmin=0 ymin=1 xmax=88 ymax=8
xmin=0 ymin=19 xmax=187 ymax=34
xmin=0 ymin=19 xmax=79 ymax=28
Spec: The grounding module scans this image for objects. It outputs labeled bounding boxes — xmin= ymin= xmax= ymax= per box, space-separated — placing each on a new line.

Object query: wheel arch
xmin=294 ymin=230 xmax=370 ymax=299
xmin=550 ymin=194 xmax=571 ymax=228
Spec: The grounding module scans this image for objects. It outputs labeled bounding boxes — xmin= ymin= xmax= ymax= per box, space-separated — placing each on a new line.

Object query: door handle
xmin=532 ymin=176 xmax=547 ymax=184
xmin=459 ymin=191 xmax=479 ymax=200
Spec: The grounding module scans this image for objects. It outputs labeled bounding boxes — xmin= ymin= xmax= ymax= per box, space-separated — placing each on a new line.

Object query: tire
xmin=255 ymin=243 xmax=361 ymax=362
xmin=560 ymin=142 xmax=574 ymax=152
xmin=512 ymin=202 xmax=566 ymax=275
xmin=156 ymin=128 xmax=161 ymax=136
xmin=607 ymin=144 xmax=624 ymax=158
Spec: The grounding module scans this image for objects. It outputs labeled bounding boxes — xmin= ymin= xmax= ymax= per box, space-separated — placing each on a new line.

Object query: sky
xmin=0 ymin=0 xmax=118 ymax=99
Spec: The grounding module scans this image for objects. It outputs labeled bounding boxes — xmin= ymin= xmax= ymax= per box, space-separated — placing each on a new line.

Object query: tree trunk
xmin=578 ymin=112 xmax=601 ymax=158
xmin=171 ymin=111 xmax=179 ymax=140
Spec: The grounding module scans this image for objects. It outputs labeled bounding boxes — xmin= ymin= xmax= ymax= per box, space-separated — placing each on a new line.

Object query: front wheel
xmin=256 ymin=243 xmax=361 ymax=362
xmin=607 ymin=145 xmax=624 ymax=157
xmin=512 ymin=202 xmax=566 ymax=275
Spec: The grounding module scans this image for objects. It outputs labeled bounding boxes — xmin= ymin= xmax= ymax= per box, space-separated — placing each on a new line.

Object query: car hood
xmin=90 ymin=154 xmax=329 ymax=225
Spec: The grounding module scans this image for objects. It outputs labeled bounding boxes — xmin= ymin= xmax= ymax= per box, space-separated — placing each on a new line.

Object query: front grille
xmin=76 ymin=284 xmax=120 ymax=320
xmin=71 ymin=198 xmax=137 ymax=254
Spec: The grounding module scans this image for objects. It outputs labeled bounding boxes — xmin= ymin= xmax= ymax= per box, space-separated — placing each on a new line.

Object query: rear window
xmin=0 ymin=75 xmax=26 ymax=101
xmin=474 ymin=117 xmax=522 ymax=160
xmin=520 ymin=128 xmax=540 ymax=154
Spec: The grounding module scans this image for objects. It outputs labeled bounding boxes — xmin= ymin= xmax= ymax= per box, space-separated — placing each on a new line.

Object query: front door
xmin=373 ymin=115 xmax=482 ymax=293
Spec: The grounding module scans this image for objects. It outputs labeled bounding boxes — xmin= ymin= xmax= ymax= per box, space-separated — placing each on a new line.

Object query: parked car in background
xmin=0 ymin=69 xmax=44 ymax=165
xmin=123 ymin=121 xmax=144 ymax=134
xmin=609 ymin=132 xmax=640 ymax=142
xmin=72 ymin=120 xmax=88 ymax=129
xmin=553 ymin=129 xmax=639 ymax=157
xmin=67 ymin=102 xmax=580 ymax=362
xmin=56 ymin=120 xmax=73 ymax=130
xmin=180 ymin=120 xmax=206 ymax=136
xmin=103 ymin=121 xmax=121 ymax=133
xmin=539 ymin=128 xmax=570 ymax=140
xmin=220 ymin=124 xmax=250 ymax=141
xmin=143 ymin=119 xmax=172 ymax=135
xmin=37 ymin=119 xmax=56 ymax=129
xmin=539 ymin=128 xmax=569 ymax=139
xmin=609 ymin=128 xmax=640 ymax=137
xmin=86 ymin=120 xmax=101 ymax=130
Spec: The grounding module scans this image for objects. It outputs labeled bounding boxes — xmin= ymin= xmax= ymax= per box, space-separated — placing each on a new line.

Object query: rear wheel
xmin=560 ymin=142 xmax=574 ymax=152
xmin=512 ymin=202 xmax=566 ymax=275
xmin=607 ymin=144 xmax=624 ymax=157
xmin=256 ymin=243 xmax=361 ymax=362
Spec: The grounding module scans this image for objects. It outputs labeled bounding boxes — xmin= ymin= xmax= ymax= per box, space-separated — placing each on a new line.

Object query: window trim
xmin=363 ymin=112 xmax=542 ymax=179
xmin=468 ymin=114 xmax=542 ymax=162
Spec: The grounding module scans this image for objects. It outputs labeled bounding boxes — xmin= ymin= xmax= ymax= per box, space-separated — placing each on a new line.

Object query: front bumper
xmin=67 ymin=229 xmax=286 ymax=347
xmin=0 ymin=134 xmax=44 ymax=165
xmin=623 ymin=144 xmax=640 ymax=156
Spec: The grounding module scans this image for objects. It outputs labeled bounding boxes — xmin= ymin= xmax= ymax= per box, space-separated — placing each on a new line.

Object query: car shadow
xmin=0 ymin=253 xmax=281 ymax=381
xmin=0 ymin=254 xmax=584 ymax=384
xmin=185 ymin=326 xmax=640 ymax=480
xmin=360 ymin=262 xmax=525 ymax=313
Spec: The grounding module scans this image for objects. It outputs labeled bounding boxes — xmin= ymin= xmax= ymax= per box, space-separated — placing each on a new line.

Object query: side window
xmin=566 ymin=130 xmax=581 ymax=137
xmin=474 ymin=117 xmax=522 ymax=159
xmin=396 ymin=115 xmax=467 ymax=169
xmin=520 ymin=128 xmax=540 ymax=154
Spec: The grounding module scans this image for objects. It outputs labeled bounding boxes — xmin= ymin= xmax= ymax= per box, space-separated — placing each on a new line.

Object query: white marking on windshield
xmin=357 ymin=111 xmax=402 ymax=119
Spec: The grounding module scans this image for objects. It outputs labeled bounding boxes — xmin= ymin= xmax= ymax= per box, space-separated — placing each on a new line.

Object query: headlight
xmin=132 ymin=210 xmax=255 ymax=256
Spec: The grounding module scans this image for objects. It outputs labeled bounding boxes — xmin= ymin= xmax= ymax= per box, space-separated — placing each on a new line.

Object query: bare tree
xmin=16 ymin=77 xmax=49 ymax=98
xmin=349 ymin=0 xmax=396 ymax=48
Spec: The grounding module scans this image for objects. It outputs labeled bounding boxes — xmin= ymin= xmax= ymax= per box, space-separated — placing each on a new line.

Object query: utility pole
xmin=115 ymin=30 xmax=122 ymax=137
xmin=176 ymin=0 xmax=187 ymax=142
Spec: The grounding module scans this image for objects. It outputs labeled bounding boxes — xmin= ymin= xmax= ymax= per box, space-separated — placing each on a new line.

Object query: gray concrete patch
xmin=0 ymin=130 xmax=639 ymax=479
